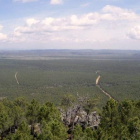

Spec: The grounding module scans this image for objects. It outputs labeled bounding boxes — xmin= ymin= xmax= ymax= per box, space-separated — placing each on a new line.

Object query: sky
xmin=0 ymin=0 xmax=140 ymax=50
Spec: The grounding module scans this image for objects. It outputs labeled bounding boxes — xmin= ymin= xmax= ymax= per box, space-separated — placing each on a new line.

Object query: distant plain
xmin=0 ymin=50 xmax=140 ymax=108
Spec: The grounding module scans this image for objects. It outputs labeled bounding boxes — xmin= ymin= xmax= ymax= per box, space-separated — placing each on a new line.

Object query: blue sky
xmin=0 ymin=0 xmax=140 ymax=50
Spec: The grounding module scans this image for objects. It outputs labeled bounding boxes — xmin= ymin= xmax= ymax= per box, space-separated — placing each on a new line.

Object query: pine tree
xmin=27 ymin=99 xmax=40 ymax=136
xmin=7 ymin=122 xmax=33 ymax=140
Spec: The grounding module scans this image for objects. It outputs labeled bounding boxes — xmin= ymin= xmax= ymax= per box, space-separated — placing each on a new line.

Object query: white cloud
xmin=26 ymin=18 xmax=39 ymax=26
xmin=5 ymin=5 xmax=140 ymax=48
xmin=42 ymin=18 xmax=54 ymax=26
xmin=127 ymin=26 xmax=140 ymax=40
xmin=14 ymin=0 xmax=37 ymax=3
xmin=70 ymin=14 xmax=98 ymax=26
xmin=0 ymin=25 xmax=7 ymax=41
xmin=0 ymin=33 xmax=7 ymax=41
xmin=102 ymin=5 xmax=139 ymax=20
xmin=102 ymin=5 xmax=124 ymax=13
xmin=50 ymin=0 xmax=63 ymax=5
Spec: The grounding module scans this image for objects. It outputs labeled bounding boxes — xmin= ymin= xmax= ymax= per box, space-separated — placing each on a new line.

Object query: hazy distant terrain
xmin=1 ymin=50 xmax=140 ymax=60
xmin=0 ymin=50 xmax=140 ymax=108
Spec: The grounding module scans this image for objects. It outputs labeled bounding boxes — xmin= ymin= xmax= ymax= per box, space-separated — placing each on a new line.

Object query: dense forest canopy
xmin=0 ymin=50 xmax=140 ymax=108
xmin=0 ymin=97 xmax=140 ymax=140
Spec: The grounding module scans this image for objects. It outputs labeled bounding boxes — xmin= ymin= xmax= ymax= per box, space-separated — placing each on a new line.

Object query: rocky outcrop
xmin=60 ymin=105 xmax=100 ymax=131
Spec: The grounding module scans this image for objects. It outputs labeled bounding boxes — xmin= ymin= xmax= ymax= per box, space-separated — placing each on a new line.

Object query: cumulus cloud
xmin=50 ymin=0 xmax=63 ymax=5
xmin=127 ymin=26 xmax=140 ymax=40
xmin=26 ymin=18 xmax=39 ymax=26
xmin=102 ymin=5 xmax=139 ymax=20
xmin=0 ymin=25 xmax=7 ymax=41
xmin=14 ymin=0 xmax=37 ymax=3
xmin=0 ymin=33 xmax=7 ymax=41
xmin=6 ymin=5 xmax=140 ymax=45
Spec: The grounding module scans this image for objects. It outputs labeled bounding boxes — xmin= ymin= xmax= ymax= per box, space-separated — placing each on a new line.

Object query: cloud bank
xmin=1 ymin=5 xmax=140 ymax=49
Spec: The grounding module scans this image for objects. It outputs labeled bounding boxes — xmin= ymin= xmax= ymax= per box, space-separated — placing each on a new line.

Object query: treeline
xmin=0 ymin=97 xmax=140 ymax=139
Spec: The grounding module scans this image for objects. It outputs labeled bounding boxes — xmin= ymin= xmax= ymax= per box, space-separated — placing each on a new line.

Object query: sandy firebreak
xmin=15 ymin=71 xmax=19 ymax=85
xmin=96 ymin=72 xmax=113 ymax=99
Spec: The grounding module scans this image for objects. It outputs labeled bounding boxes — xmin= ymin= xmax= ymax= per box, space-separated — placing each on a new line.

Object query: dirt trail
xmin=97 ymin=85 xmax=112 ymax=99
xmin=96 ymin=74 xmax=113 ymax=99
xmin=96 ymin=75 xmax=101 ymax=85
xmin=15 ymin=71 xmax=19 ymax=85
